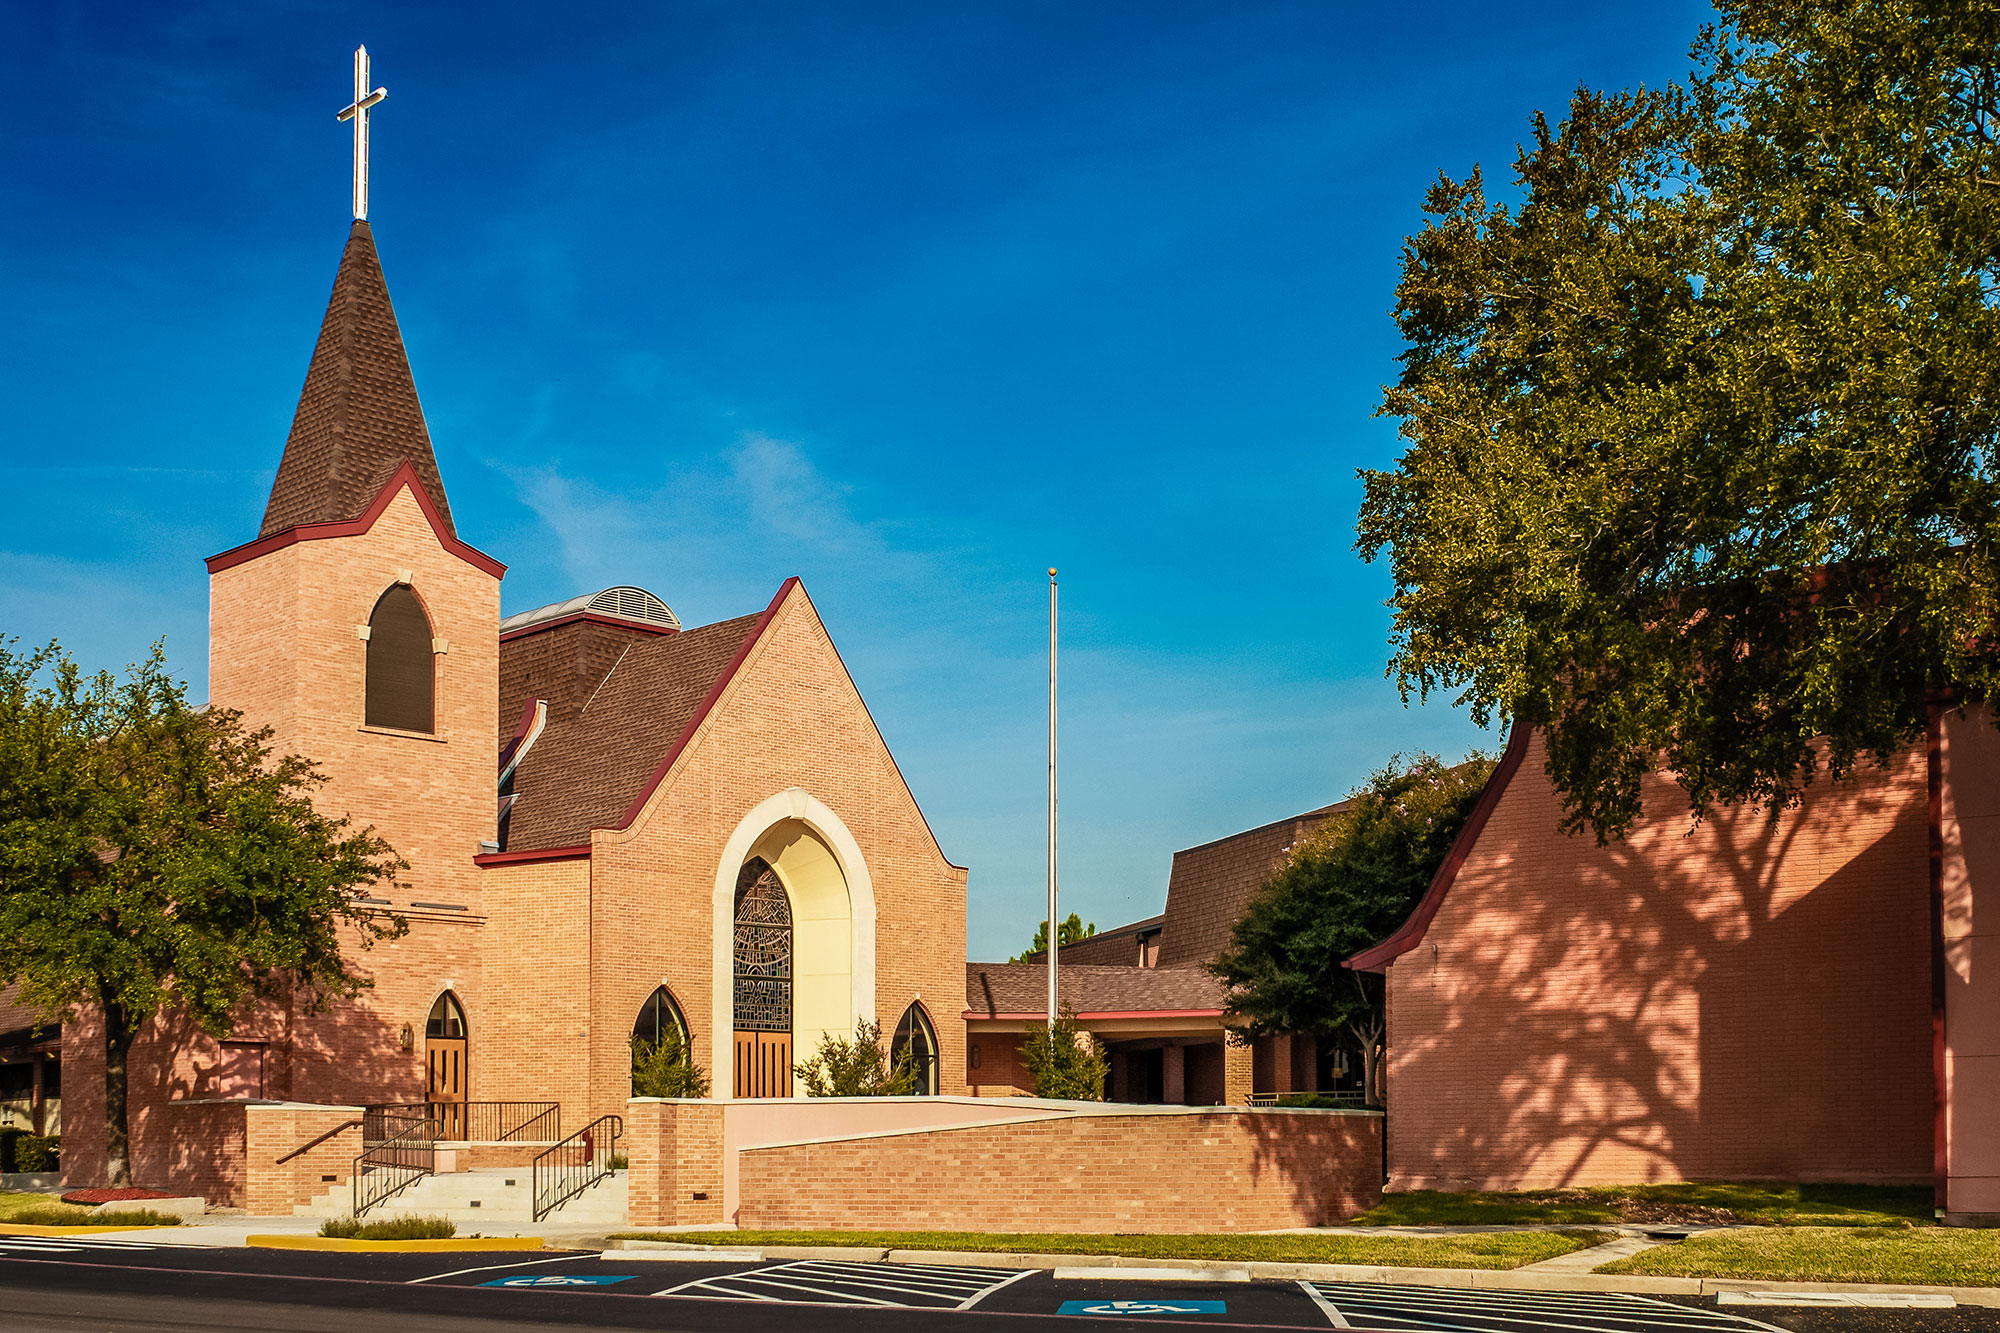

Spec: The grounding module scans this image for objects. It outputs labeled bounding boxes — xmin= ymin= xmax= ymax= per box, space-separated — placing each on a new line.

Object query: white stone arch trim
xmin=710 ymin=787 xmax=878 ymax=1091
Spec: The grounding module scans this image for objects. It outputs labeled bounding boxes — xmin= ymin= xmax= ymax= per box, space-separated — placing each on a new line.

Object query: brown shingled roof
xmin=1155 ymin=802 xmax=1350 ymax=967
xmin=964 ymin=962 xmax=1224 ymax=1018
xmin=500 ymin=608 xmax=766 ymax=851
xmin=261 ymin=221 xmax=455 ymax=539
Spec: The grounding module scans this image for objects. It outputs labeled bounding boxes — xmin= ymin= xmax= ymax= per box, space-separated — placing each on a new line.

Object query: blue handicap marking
xmin=1058 ymin=1299 xmax=1227 ymax=1316
xmin=479 ymin=1273 xmax=635 ymax=1287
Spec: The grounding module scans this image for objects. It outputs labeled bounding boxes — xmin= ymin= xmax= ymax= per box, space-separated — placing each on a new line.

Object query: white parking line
xmin=407 ymin=1254 xmax=594 ymax=1284
xmin=1308 ymin=1282 xmax=1787 ymax=1333
xmin=659 ymin=1259 xmax=1030 ymax=1309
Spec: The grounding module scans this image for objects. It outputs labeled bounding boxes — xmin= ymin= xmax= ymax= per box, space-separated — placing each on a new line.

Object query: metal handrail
xmin=274 ymin=1118 xmax=362 ymax=1166
xmin=361 ymin=1101 xmax=560 ymax=1143
xmin=531 ymin=1114 xmax=622 ymax=1222
xmin=352 ymin=1112 xmax=435 ymax=1217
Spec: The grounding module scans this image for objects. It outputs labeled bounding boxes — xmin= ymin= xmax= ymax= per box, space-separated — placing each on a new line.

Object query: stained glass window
xmin=733 ymin=859 xmax=792 ymax=1033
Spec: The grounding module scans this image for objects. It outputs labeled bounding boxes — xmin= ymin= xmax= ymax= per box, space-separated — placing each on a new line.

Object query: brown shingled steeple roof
xmin=260 ymin=220 xmax=455 ymax=539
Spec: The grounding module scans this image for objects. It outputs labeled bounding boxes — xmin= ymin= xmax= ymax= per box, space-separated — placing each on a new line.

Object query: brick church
xmin=46 ymin=217 xmax=971 ymax=1185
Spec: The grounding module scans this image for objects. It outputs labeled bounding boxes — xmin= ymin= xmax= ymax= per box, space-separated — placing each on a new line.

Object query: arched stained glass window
xmin=365 ymin=584 xmax=435 ymax=732
xmin=732 ymin=858 xmax=792 ymax=1033
xmin=633 ymin=986 xmax=690 ymax=1049
xmin=892 ymin=1002 xmax=939 ymax=1096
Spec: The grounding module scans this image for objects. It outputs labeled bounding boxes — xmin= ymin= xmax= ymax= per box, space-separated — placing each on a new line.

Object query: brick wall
xmin=625 ymin=1099 xmax=726 ymax=1227
xmin=242 ymin=1104 xmax=363 ymax=1214
xmin=1939 ymin=708 xmax=2000 ymax=1220
xmin=735 ymin=1108 xmax=1381 ymax=1232
xmin=1385 ymin=729 xmax=1934 ymax=1191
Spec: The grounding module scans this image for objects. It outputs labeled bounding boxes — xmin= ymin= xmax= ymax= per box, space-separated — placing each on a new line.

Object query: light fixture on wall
xmin=398 ymin=1022 xmax=414 ymax=1052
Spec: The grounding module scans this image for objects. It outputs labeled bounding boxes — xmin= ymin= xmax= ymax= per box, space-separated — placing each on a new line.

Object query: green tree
xmin=1010 ymin=911 xmax=1097 ymax=963
xmin=1209 ymin=753 xmax=1495 ymax=1105
xmin=794 ymin=1018 xmax=919 ymax=1096
xmin=1020 ymin=1004 xmax=1107 ymax=1101
xmin=0 ymin=642 xmax=407 ymax=1187
xmin=630 ymin=1027 xmax=710 ymax=1099
xmin=1359 ymin=0 xmax=2000 ymax=841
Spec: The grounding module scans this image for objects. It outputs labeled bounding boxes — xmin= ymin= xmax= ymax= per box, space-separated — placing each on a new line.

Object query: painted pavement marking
xmin=408 ymin=1253 xmax=598 ymax=1284
xmin=0 ymin=1236 xmax=166 ymax=1255
xmin=660 ymin=1259 xmax=1032 ymax=1309
xmin=1305 ymin=1282 xmax=1791 ymax=1333
xmin=1059 ymin=1298 xmax=1229 ymax=1317
xmin=479 ymin=1273 xmax=635 ymax=1287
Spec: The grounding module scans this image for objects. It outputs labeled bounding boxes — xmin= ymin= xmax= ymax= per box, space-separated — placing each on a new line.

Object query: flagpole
xmin=1047 ymin=567 xmax=1059 ymax=1034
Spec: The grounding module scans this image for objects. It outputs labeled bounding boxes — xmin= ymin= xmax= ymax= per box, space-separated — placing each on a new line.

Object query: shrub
xmin=794 ymin=1019 xmax=918 ymax=1096
xmin=7 ymin=1204 xmax=179 ymax=1227
xmin=318 ymin=1214 xmax=456 ymax=1240
xmin=13 ymin=1135 xmax=58 ymax=1173
xmin=630 ymin=1028 xmax=710 ymax=1099
xmin=1022 ymin=1005 xmax=1107 ymax=1100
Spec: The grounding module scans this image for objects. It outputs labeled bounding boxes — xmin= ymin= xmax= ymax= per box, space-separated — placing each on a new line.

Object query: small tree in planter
xmin=1022 ymin=1004 xmax=1106 ymax=1100
xmin=630 ymin=1026 xmax=710 ymax=1099
xmin=794 ymin=1018 xmax=918 ymax=1096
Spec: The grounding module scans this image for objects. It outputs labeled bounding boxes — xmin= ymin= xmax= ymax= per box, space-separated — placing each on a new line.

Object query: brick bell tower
xmin=204 ymin=218 xmax=504 ymax=914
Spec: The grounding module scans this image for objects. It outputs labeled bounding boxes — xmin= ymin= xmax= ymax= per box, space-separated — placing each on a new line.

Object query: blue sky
xmin=4 ymin=1 xmax=1710 ymax=958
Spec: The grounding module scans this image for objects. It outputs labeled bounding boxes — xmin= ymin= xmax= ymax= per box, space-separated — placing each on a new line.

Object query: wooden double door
xmin=426 ymin=1036 xmax=467 ymax=1137
xmin=733 ymin=1031 xmax=792 ymax=1098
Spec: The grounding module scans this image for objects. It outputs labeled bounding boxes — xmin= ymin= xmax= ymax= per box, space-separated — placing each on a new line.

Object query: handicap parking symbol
xmin=1058 ymin=1299 xmax=1227 ymax=1316
xmin=479 ymin=1273 xmax=635 ymax=1287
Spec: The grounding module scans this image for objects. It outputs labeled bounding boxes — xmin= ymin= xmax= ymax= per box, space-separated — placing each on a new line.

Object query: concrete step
xmin=298 ymin=1168 xmax=627 ymax=1226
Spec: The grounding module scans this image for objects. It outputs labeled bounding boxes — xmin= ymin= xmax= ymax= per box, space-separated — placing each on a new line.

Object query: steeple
xmin=260 ymin=220 xmax=455 ymax=539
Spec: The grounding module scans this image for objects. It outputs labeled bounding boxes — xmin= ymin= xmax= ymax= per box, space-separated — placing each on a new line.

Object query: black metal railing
xmin=352 ymin=1111 xmax=435 ymax=1217
xmin=362 ymin=1101 xmax=560 ymax=1143
xmin=531 ymin=1114 xmax=622 ymax=1222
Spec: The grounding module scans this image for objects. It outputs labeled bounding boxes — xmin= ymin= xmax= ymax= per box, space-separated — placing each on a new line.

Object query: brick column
xmin=1223 ymin=1038 xmax=1254 ymax=1106
xmin=1162 ymin=1047 xmax=1186 ymax=1104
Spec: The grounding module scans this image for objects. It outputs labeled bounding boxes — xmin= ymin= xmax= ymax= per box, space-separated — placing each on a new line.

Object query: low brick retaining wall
xmin=626 ymin=1098 xmax=1382 ymax=1232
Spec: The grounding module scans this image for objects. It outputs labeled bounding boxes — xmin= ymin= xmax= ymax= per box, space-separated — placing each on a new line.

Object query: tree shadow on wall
xmin=1386 ymin=753 xmax=1932 ymax=1192
xmin=61 ymin=984 xmax=420 ymax=1192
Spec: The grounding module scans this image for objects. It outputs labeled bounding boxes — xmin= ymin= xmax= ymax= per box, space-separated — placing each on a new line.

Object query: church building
xmin=50 ymin=216 xmax=970 ymax=1187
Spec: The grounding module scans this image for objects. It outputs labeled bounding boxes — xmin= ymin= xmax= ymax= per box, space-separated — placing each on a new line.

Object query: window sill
xmin=357 ymin=725 xmax=447 ymax=743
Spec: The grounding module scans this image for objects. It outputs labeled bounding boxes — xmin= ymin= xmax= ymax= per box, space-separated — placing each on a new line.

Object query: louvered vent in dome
xmin=588 ymin=586 xmax=681 ymax=630
xmin=498 ymin=585 xmax=683 ymax=635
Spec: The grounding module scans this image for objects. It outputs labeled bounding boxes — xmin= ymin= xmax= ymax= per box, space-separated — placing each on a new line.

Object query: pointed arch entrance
xmin=732 ymin=858 xmax=793 ymax=1097
xmin=425 ymin=991 xmax=468 ymax=1137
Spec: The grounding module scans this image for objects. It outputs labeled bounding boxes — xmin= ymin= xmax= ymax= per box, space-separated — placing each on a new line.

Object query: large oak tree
xmin=1359 ymin=0 xmax=2000 ymax=839
xmin=0 ymin=643 xmax=406 ymax=1186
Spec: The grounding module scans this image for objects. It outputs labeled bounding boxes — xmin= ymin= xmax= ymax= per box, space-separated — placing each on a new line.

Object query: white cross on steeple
xmin=336 ymin=46 xmax=388 ymax=221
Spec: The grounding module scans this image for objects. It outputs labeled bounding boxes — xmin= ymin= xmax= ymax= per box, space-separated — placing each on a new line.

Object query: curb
xmin=247 ymin=1235 xmax=548 ymax=1253
xmin=0 ymin=1224 xmax=186 ymax=1237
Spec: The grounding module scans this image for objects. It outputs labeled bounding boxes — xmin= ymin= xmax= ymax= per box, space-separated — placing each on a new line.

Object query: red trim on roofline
xmin=474 ymin=844 xmax=590 ymax=867
xmin=611 ymin=578 xmax=800 ymax=832
xmin=1344 ymin=723 xmax=1531 ymax=973
xmin=499 ymin=611 xmax=681 ymax=644
xmin=205 ymin=460 xmax=507 ymax=579
xmin=963 ymin=1009 xmax=1225 ymax=1022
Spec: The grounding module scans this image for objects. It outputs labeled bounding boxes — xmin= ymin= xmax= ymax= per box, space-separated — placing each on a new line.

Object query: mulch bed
xmin=61 ymin=1188 xmax=180 ymax=1205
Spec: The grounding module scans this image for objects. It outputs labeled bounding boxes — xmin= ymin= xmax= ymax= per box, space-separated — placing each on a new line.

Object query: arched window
xmin=365 ymin=584 xmax=434 ymax=732
xmin=633 ymin=986 xmax=690 ymax=1051
xmin=892 ymin=1002 xmax=939 ymax=1096
xmin=733 ymin=859 xmax=793 ymax=1034
xmin=426 ymin=991 xmax=467 ymax=1039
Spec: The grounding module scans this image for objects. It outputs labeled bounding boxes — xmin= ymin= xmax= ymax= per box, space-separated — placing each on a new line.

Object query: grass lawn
xmin=0 ymin=1192 xmax=180 ymax=1228
xmin=609 ymin=1228 xmax=1614 ymax=1269
xmin=1351 ymin=1183 xmax=1933 ymax=1229
xmin=1603 ymin=1227 xmax=2000 ymax=1286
